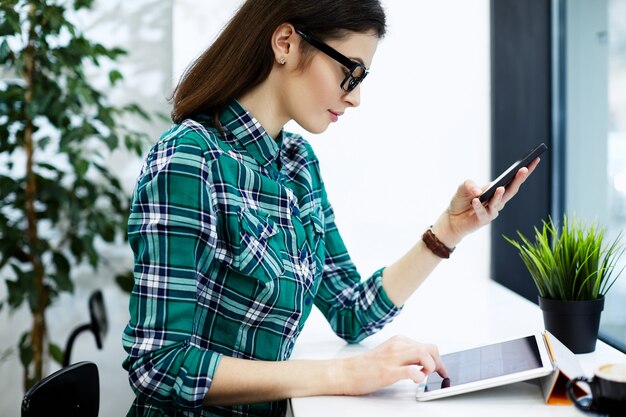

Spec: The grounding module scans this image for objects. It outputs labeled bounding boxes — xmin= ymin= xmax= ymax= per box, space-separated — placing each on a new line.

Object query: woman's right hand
xmin=337 ymin=335 xmax=448 ymax=396
xmin=204 ymin=335 xmax=447 ymax=405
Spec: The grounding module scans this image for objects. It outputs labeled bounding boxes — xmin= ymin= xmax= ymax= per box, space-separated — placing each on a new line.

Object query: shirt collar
xmin=219 ymin=99 xmax=283 ymax=169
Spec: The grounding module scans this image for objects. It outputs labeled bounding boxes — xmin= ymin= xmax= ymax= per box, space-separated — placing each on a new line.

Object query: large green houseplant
xmin=0 ymin=0 xmax=151 ymax=389
xmin=505 ymin=215 xmax=625 ymax=353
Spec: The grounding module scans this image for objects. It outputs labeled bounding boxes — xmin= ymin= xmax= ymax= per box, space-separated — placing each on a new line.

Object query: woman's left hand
xmin=441 ymin=157 xmax=541 ymax=243
xmin=381 ymin=157 xmax=540 ymax=307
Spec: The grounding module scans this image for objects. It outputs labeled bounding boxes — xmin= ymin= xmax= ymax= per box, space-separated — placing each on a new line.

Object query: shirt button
xmin=304 ymin=297 xmax=312 ymax=306
xmin=272 ymin=171 xmax=280 ymax=180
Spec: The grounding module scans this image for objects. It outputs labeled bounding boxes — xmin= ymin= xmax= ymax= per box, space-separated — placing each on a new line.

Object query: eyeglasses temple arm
xmin=295 ymin=29 xmax=360 ymax=71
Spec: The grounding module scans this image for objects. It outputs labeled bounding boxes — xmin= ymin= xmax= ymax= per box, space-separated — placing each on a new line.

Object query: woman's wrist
xmin=422 ymin=227 xmax=455 ymax=259
xmin=431 ymin=214 xmax=463 ymax=249
xmin=332 ymin=357 xmax=351 ymax=396
xmin=295 ymin=358 xmax=348 ymax=397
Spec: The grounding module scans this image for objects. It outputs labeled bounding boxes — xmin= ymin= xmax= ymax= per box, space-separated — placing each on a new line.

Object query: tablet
xmin=416 ymin=333 xmax=554 ymax=401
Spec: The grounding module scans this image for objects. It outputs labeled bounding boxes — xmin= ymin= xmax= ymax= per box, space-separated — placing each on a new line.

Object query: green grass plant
xmin=504 ymin=215 xmax=625 ymax=301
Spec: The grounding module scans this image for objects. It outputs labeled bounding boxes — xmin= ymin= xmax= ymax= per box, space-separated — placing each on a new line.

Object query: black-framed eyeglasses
xmin=295 ymin=28 xmax=368 ymax=93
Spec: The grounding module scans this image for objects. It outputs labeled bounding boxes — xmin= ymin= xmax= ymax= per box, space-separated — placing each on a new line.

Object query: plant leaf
xmin=48 ymin=343 xmax=64 ymax=366
xmin=115 ymin=271 xmax=135 ymax=294
xmin=504 ymin=214 xmax=626 ymax=301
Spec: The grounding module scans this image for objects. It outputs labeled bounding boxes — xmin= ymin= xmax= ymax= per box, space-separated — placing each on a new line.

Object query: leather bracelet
xmin=422 ymin=227 xmax=455 ymax=259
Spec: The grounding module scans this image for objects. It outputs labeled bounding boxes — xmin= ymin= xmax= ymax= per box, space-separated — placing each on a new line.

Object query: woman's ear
xmin=271 ymin=23 xmax=298 ymax=66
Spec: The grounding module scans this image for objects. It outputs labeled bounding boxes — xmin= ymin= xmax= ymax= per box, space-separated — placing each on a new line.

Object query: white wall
xmin=0 ymin=1 xmax=490 ymax=415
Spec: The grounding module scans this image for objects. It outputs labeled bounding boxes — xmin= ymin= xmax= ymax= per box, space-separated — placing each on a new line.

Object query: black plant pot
xmin=538 ymin=296 xmax=605 ymax=354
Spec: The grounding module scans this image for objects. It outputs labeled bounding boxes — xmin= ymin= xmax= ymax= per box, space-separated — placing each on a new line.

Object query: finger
xmin=431 ymin=351 xmax=449 ymax=379
xmin=504 ymin=156 xmax=540 ymax=199
xmin=404 ymin=366 xmax=426 ymax=383
xmin=465 ymin=179 xmax=483 ymax=198
xmin=417 ymin=352 xmax=437 ymax=375
xmin=420 ymin=344 xmax=449 ymax=379
xmin=395 ymin=343 xmax=437 ymax=373
xmin=500 ymin=166 xmax=531 ymax=205
xmin=511 ymin=166 xmax=529 ymax=187
xmin=511 ymin=157 xmax=539 ymax=186
xmin=456 ymin=179 xmax=483 ymax=202
xmin=422 ymin=344 xmax=449 ymax=376
xmin=472 ymin=197 xmax=492 ymax=223
xmin=526 ymin=157 xmax=541 ymax=175
xmin=489 ymin=187 xmax=506 ymax=212
xmin=394 ymin=340 xmax=440 ymax=374
xmin=474 ymin=187 xmax=504 ymax=221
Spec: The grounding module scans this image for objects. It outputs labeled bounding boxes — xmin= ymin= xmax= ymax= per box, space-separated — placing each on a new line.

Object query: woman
xmin=122 ymin=0 xmax=539 ymax=416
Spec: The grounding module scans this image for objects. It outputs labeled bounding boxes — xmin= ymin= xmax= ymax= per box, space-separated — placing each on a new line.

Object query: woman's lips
xmin=328 ymin=110 xmax=343 ymax=122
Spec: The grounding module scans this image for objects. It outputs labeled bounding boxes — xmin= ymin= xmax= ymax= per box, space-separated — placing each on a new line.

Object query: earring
xmin=279 ymin=57 xmax=286 ymax=65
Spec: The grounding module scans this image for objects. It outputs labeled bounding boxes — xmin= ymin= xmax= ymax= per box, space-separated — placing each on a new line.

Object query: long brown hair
xmin=171 ymin=0 xmax=386 ymax=125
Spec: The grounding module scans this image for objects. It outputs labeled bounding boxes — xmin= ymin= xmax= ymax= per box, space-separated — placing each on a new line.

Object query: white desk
xmin=289 ymin=274 xmax=626 ymax=416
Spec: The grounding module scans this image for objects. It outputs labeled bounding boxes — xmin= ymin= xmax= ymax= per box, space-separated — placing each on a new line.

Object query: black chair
xmin=64 ymin=290 xmax=108 ymax=367
xmin=21 ymin=361 xmax=99 ymax=417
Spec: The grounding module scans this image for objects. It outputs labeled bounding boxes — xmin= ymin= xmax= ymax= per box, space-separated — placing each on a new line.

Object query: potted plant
xmin=505 ymin=215 xmax=625 ymax=353
xmin=0 ymin=0 xmax=153 ymax=390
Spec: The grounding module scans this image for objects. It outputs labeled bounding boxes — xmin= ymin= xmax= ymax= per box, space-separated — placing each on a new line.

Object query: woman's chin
xmin=297 ymin=120 xmax=330 ymax=135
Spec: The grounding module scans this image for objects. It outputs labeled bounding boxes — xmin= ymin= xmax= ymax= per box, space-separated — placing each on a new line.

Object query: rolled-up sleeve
xmin=122 ymin=134 xmax=222 ymax=410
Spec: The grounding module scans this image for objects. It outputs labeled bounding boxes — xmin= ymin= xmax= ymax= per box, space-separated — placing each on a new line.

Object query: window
xmin=563 ymin=0 xmax=626 ymax=352
xmin=490 ymin=0 xmax=626 ymax=353
xmin=601 ymin=0 xmax=626 ymax=351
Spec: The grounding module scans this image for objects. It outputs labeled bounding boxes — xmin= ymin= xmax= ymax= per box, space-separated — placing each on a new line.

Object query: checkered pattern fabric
xmin=122 ymin=100 xmax=401 ymax=416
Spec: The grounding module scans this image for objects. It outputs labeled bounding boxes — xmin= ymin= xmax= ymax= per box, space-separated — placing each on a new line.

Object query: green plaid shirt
xmin=122 ymin=99 xmax=401 ymax=417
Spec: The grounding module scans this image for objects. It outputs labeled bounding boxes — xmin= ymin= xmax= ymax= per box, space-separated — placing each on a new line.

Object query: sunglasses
xmin=295 ymin=28 xmax=368 ymax=93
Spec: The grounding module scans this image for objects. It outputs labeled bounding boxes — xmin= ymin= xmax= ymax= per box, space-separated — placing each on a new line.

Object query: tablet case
xmin=540 ymin=331 xmax=588 ymax=405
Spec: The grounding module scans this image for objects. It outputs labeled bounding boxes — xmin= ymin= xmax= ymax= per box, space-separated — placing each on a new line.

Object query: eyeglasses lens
xmin=341 ymin=65 xmax=367 ymax=92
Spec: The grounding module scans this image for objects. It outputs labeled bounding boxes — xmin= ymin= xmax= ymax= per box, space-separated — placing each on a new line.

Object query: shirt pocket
xmin=231 ymin=207 xmax=285 ymax=284
xmin=308 ymin=206 xmax=326 ymax=277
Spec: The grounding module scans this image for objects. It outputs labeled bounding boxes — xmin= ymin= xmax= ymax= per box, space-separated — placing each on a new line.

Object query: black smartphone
xmin=479 ymin=143 xmax=547 ymax=203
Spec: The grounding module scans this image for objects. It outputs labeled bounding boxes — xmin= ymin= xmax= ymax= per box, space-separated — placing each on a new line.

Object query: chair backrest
xmin=21 ymin=361 xmax=99 ymax=417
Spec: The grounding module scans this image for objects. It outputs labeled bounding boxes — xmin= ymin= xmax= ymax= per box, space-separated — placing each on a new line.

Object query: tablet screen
xmin=424 ymin=336 xmax=543 ymax=393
